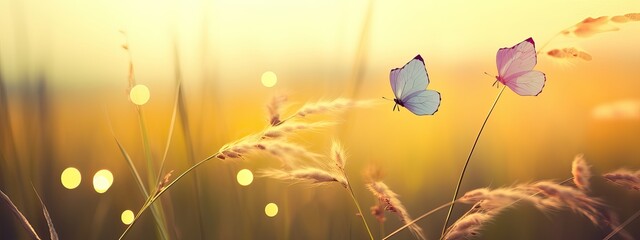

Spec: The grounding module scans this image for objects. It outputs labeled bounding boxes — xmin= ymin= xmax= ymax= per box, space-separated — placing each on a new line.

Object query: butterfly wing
xmin=496 ymin=38 xmax=537 ymax=80
xmin=502 ymin=70 xmax=546 ymax=96
xmin=496 ymin=37 xmax=545 ymax=96
xmin=402 ymin=90 xmax=441 ymax=115
xmin=390 ymin=55 xmax=429 ymax=99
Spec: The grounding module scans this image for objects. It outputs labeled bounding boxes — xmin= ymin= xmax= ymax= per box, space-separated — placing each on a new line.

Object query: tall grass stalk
xmin=172 ymin=42 xmax=207 ymax=238
xmin=31 ymin=185 xmax=58 ymax=240
xmin=108 ymin=116 xmax=150 ymax=198
xmin=603 ymin=209 xmax=640 ymax=240
xmin=346 ymin=178 xmax=375 ymax=240
xmin=383 ymin=202 xmax=453 ymax=240
xmin=441 ymin=85 xmax=506 ymax=236
xmin=119 ymin=151 xmax=220 ymax=240
xmin=0 ymin=189 xmax=41 ymax=240
xmin=121 ymin=38 xmax=171 ymax=239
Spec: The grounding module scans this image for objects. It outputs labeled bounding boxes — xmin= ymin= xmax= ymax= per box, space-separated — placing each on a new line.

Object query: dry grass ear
xmin=547 ymin=48 xmax=592 ymax=61
xmin=260 ymin=168 xmax=348 ymax=187
xmin=330 ymin=140 xmax=347 ymax=170
xmin=571 ymin=154 xmax=592 ymax=191
xmin=603 ymin=169 xmax=640 ymax=192
xmin=443 ymin=212 xmax=493 ymax=240
xmin=266 ymin=95 xmax=288 ymax=126
xmin=562 ymin=16 xmax=619 ymax=38
xmin=363 ymin=164 xmax=384 ymax=183
xmin=1 ymin=189 xmax=42 ymax=240
xmin=365 ymin=181 xmax=426 ymax=240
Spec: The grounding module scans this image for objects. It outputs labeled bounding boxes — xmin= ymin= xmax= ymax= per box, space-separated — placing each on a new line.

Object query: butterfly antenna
xmin=484 ymin=72 xmax=500 ymax=88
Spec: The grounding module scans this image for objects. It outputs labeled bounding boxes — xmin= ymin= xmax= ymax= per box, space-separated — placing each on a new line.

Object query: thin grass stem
xmin=441 ymin=85 xmax=506 ymax=237
xmin=119 ymin=151 xmax=220 ymax=240
xmin=383 ymin=201 xmax=453 ymax=240
xmin=603 ymin=208 xmax=640 ymax=240
xmin=346 ymin=183 xmax=374 ymax=240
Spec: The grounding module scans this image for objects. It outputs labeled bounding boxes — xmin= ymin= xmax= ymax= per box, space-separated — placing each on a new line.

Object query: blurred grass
xmin=1 ymin=2 xmax=640 ymax=240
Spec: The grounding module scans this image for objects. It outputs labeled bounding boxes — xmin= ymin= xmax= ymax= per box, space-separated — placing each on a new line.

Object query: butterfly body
xmin=393 ymin=98 xmax=404 ymax=111
xmin=388 ymin=54 xmax=441 ymax=116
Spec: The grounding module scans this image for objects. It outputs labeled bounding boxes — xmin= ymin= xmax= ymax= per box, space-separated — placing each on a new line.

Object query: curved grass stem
xmin=603 ymin=208 xmax=640 ymax=240
xmin=345 ymin=183 xmax=374 ymax=240
xmin=440 ymin=85 xmax=506 ymax=238
xmin=118 ymin=152 xmax=220 ymax=240
xmin=383 ymin=201 xmax=452 ymax=240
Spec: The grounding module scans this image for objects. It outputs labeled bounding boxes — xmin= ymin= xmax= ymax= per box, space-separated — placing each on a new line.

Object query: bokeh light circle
xmin=237 ymin=169 xmax=254 ymax=186
xmin=61 ymin=167 xmax=81 ymax=189
xmin=261 ymin=71 xmax=278 ymax=87
xmin=265 ymin=203 xmax=279 ymax=217
xmin=121 ymin=210 xmax=134 ymax=225
xmin=93 ymin=169 xmax=114 ymax=194
xmin=129 ymin=84 xmax=150 ymax=105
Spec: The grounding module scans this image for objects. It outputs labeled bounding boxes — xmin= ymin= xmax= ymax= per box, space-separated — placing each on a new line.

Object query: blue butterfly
xmin=389 ymin=54 xmax=441 ymax=115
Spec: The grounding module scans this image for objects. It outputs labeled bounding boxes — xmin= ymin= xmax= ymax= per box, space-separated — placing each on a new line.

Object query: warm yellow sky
xmin=1 ymin=0 xmax=639 ymax=89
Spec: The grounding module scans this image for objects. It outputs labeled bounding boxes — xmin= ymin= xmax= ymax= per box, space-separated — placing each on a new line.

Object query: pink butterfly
xmin=494 ymin=37 xmax=546 ymax=96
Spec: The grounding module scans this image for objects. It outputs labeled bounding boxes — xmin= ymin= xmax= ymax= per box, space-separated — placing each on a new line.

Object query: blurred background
xmin=1 ymin=0 xmax=640 ymax=239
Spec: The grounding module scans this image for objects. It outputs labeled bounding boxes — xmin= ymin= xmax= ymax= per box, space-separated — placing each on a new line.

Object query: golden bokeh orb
xmin=261 ymin=71 xmax=278 ymax=88
xmin=129 ymin=84 xmax=150 ymax=105
xmin=93 ymin=169 xmax=114 ymax=194
xmin=61 ymin=167 xmax=81 ymax=189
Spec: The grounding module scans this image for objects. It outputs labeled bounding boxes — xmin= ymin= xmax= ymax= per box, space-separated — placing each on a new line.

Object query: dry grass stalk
xmin=530 ymin=181 xmax=608 ymax=226
xmin=262 ymin=121 xmax=334 ymax=139
xmin=561 ymin=13 xmax=640 ymax=37
xmin=295 ymin=98 xmax=372 ymax=117
xmin=366 ymin=181 xmax=426 ymax=240
xmin=603 ymin=169 xmax=640 ymax=191
xmin=267 ymin=95 xmax=288 ymax=126
xmin=611 ymin=13 xmax=640 ymax=23
xmin=571 ymin=154 xmax=591 ymax=191
xmin=156 ymin=170 xmax=175 ymax=194
xmin=547 ymin=48 xmax=592 ymax=61
xmin=260 ymin=168 xmax=347 ymax=187
xmin=562 ymin=16 xmax=619 ymax=37
xmin=625 ymin=13 xmax=640 ymax=21
xmin=32 ymin=186 xmax=59 ymax=240
xmin=215 ymin=139 xmax=261 ymax=160
xmin=259 ymin=141 xmax=324 ymax=168
xmin=370 ymin=203 xmax=386 ymax=223
xmin=459 ymin=187 xmax=549 ymax=211
xmin=1 ymin=189 xmax=41 ymax=240
xmin=450 ymin=174 xmax=611 ymax=239
xmin=330 ymin=140 xmax=346 ymax=170
xmin=443 ymin=211 xmax=492 ymax=240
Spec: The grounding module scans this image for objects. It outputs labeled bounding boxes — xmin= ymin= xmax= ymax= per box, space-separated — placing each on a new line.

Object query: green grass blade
xmin=121 ymin=39 xmax=172 ymax=240
xmin=106 ymin=112 xmax=149 ymax=198
xmin=172 ymin=40 xmax=207 ymax=238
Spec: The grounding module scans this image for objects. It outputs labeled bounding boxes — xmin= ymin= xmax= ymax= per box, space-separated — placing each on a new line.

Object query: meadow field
xmin=1 ymin=1 xmax=640 ymax=239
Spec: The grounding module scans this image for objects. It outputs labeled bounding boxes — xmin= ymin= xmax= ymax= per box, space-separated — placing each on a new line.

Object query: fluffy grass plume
xmin=296 ymin=98 xmax=372 ymax=117
xmin=529 ymin=181 xmax=608 ymax=226
xmin=366 ymin=181 xmax=427 ymax=240
xmin=603 ymin=169 xmax=640 ymax=191
xmin=571 ymin=154 xmax=592 ymax=191
xmin=443 ymin=212 xmax=492 ymax=240
xmin=260 ymin=168 xmax=347 ymax=187
xmin=547 ymin=48 xmax=592 ymax=61
xmin=267 ymin=95 xmax=288 ymax=126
